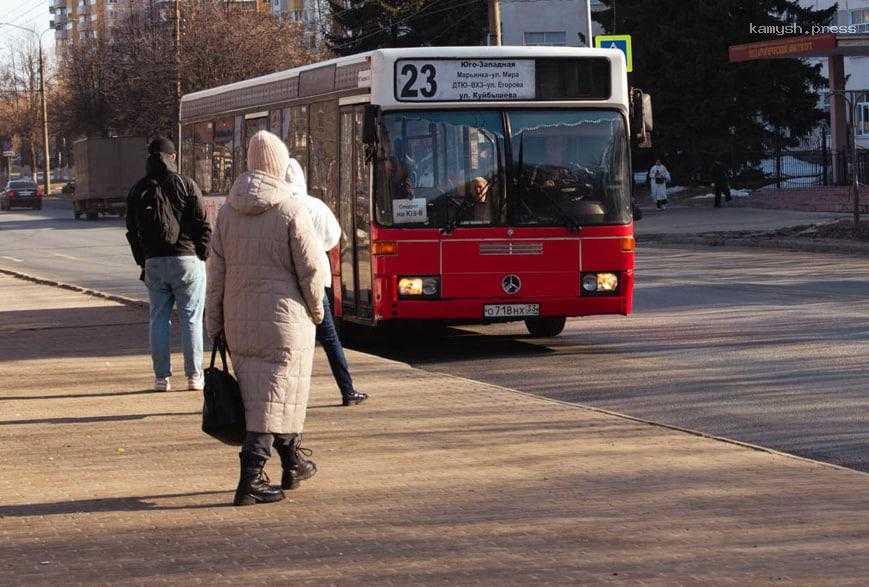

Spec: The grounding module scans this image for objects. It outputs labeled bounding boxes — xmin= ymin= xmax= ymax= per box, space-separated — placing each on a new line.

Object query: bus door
xmin=338 ymin=105 xmax=373 ymax=320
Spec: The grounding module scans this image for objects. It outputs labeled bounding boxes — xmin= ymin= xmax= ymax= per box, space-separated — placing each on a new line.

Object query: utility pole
xmin=175 ymin=0 xmax=182 ymax=169
xmin=488 ymin=0 xmax=502 ymax=46
xmin=585 ymin=0 xmax=594 ymax=47
xmin=38 ymin=37 xmax=51 ymax=197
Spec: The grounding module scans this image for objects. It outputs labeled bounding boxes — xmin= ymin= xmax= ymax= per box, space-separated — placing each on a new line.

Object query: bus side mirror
xmin=363 ymin=105 xmax=381 ymax=145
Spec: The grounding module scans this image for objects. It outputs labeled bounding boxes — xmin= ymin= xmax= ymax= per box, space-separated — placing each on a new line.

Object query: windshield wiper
xmin=440 ymin=196 xmax=474 ymax=234
xmin=513 ymin=131 xmax=582 ymax=233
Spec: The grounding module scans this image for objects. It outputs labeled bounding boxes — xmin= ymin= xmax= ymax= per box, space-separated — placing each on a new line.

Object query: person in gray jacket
xmin=205 ymin=131 xmax=326 ymax=507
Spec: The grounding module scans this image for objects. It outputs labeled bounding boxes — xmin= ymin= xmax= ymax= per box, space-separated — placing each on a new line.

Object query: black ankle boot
xmin=233 ymin=452 xmax=285 ymax=506
xmin=276 ymin=437 xmax=317 ymax=490
xmin=342 ymin=390 xmax=369 ymax=406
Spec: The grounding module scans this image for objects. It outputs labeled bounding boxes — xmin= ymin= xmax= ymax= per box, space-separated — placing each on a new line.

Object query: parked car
xmin=1 ymin=179 xmax=43 ymax=211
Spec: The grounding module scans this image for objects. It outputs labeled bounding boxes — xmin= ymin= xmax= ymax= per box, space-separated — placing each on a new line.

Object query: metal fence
xmin=740 ymin=147 xmax=869 ymax=189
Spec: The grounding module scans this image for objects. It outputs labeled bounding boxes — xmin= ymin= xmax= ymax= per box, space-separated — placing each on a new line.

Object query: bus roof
xmin=181 ymin=46 xmax=624 ymax=104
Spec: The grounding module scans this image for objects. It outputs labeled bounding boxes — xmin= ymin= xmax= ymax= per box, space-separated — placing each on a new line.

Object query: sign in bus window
xmin=393 ymin=198 xmax=428 ymax=224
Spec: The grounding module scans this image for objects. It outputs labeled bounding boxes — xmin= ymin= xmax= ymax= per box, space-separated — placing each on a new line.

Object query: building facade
xmin=800 ymin=0 xmax=869 ymax=146
xmin=271 ymin=0 xmax=328 ymax=47
xmin=498 ymin=0 xmax=605 ymax=48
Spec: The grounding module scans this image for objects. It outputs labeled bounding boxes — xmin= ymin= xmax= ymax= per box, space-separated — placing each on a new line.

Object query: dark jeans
xmin=243 ymin=431 xmax=297 ymax=460
xmin=317 ymin=288 xmax=354 ymax=399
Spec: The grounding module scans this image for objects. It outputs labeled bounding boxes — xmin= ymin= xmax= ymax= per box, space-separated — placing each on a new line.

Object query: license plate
xmin=483 ymin=303 xmax=539 ymax=318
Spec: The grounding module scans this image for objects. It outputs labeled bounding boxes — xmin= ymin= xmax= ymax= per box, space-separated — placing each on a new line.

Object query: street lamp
xmin=0 ymin=22 xmax=53 ymax=198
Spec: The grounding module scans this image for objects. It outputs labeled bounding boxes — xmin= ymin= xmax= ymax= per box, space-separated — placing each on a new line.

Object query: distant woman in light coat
xmin=649 ymin=159 xmax=671 ymax=210
xmin=205 ymin=131 xmax=326 ymax=507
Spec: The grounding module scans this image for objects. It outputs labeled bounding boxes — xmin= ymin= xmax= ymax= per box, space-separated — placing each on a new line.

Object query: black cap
xmin=148 ymin=136 xmax=176 ymax=156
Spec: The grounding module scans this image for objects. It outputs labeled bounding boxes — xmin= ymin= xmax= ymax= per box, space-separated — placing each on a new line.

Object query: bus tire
xmin=524 ymin=316 xmax=566 ymax=337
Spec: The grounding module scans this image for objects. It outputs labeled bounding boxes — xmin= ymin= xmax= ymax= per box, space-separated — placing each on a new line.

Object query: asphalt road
xmin=2 ymin=198 xmax=867 ymax=471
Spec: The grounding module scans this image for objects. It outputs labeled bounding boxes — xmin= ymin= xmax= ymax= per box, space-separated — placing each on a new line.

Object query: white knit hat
xmin=285 ymin=158 xmax=307 ymax=193
xmin=247 ymin=130 xmax=290 ymax=179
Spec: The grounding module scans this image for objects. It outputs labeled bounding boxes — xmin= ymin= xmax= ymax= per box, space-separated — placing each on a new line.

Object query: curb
xmin=639 ymin=234 xmax=869 ymax=256
xmin=0 ymin=267 xmax=147 ymax=309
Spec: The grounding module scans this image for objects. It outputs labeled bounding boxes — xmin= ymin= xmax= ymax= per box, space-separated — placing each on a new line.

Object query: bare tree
xmin=57 ymin=0 xmax=325 ymax=141
xmin=0 ymin=37 xmax=44 ymax=180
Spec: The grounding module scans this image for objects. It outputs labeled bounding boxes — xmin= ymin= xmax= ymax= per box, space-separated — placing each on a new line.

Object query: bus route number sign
xmin=395 ymin=59 xmax=536 ymax=102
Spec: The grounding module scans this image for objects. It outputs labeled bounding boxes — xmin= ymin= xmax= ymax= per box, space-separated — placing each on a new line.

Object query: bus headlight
xmin=398 ymin=276 xmax=440 ymax=298
xmin=581 ymin=272 xmax=618 ymax=294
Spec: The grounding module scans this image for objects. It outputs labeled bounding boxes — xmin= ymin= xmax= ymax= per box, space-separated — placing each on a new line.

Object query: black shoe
xmin=276 ymin=437 xmax=317 ymax=490
xmin=342 ymin=391 xmax=369 ymax=406
xmin=233 ymin=452 xmax=285 ymax=506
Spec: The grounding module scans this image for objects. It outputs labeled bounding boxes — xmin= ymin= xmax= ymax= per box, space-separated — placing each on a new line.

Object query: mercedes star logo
xmin=502 ymin=274 xmax=522 ymax=295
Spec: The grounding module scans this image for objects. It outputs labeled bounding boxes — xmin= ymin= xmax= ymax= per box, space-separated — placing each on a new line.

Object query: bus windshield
xmin=375 ymin=109 xmax=631 ymax=228
xmin=377 ymin=110 xmax=505 ymax=229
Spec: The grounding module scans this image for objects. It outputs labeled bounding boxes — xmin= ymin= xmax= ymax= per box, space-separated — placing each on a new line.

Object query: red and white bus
xmin=181 ymin=46 xmax=645 ymax=337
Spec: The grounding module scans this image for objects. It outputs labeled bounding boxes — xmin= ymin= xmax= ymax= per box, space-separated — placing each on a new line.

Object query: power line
xmin=427 ymin=9 xmax=477 ymax=44
xmin=6 ymin=0 xmax=46 ymax=26
xmin=331 ymin=0 xmax=481 ymax=49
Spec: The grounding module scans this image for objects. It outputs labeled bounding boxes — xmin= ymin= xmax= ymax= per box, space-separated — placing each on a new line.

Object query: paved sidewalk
xmin=634 ymin=206 xmax=849 ymax=236
xmin=1 ymin=274 xmax=867 ymax=585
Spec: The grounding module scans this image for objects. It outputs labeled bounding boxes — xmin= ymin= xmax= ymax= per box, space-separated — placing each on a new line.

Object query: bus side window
xmin=213 ymin=117 xmax=234 ymax=195
xmin=288 ymin=105 xmax=309 ymax=180
xmin=270 ymin=109 xmax=283 ymax=137
xmin=308 ymin=101 xmax=338 ymax=212
xmin=193 ymin=121 xmax=214 ymax=194
xmin=181 ymin=125 xmax=194 ymax=177
xmin=234 ymin=116 xmax=244 ymax=179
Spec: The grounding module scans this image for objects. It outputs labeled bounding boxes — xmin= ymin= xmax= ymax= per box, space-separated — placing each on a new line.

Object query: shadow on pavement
xmin=0 ymin=215 xmax=124 ymax=232
xmin=345 ymin=325 xmax=553 ymax=365
xmin=0 ymin=389 xmax=161 ymax=401
xmin=0 ymin=491 xmax=231 ymax=516
xmin=1 ymin=305 xmax=150 ymax=361
xmin=0 ymin=411 xmax=200 ymax=426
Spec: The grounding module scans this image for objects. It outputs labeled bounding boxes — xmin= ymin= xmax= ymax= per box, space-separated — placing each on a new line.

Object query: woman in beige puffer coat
xmin=205 ymin=130 xmax=326 ymax=507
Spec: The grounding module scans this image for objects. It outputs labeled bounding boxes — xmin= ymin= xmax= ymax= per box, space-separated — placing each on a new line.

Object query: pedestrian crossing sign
xmin=595 ymin=35 xmax=633 ymax=72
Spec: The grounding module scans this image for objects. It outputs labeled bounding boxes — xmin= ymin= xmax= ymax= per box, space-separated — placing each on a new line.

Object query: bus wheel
xmin=524 ymin=316 xmax=566 ymax=337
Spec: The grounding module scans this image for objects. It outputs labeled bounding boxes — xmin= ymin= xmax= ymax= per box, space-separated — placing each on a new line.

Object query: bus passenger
xmin=286 ymin=158 xmax=368 ymax=408
xmin=206 ymin=130 xmax=327 ymax=507
xmin=126 ymin=136 xmax=211 ymax=394
xmin=387 ymin=138 xmax=416 ymax=199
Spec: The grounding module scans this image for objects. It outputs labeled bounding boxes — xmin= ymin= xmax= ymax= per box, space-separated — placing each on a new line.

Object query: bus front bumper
xmin=381 ymin=295 xmax=632 ymax=321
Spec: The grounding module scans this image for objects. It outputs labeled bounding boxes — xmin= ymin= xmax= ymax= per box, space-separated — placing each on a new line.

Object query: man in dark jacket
xmin=126 ymin=137 xmax=211 ymax=392
xmin=712 ymin=160 xmax=733 ymax=208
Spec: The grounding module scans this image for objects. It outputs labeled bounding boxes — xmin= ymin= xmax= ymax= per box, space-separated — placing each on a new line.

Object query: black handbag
xmin=202 ymin=336 xmax=246 ymax=446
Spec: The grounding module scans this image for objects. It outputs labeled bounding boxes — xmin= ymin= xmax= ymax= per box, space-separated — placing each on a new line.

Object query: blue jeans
xmin=317 ymin=288 xmax=354 ymax=398
xmin=144 ymin=256 xmax=206 ymax=380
